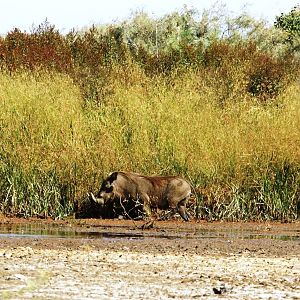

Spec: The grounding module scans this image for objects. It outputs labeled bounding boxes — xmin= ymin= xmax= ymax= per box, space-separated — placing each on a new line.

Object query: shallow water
xmin=0 ymin=224 xmax=299 ymax=241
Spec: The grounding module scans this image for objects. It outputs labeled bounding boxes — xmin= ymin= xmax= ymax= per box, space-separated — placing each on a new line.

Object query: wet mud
xmin=0 ymin=217 xmax=300 ymax=299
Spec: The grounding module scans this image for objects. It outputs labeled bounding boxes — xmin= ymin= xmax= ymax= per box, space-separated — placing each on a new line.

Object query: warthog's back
xmin=117 ymin=172 xmax=191 ymax=207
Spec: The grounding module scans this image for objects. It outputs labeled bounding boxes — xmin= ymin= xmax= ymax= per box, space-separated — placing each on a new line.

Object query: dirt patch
xmin=0 ymin=218 xmax=300 ymax=299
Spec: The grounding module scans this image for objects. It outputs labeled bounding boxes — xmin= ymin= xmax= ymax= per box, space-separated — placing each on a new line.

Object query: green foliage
xmin=275 ymin=6 xmax=300 ymax=51
xmin=197 ymin=162 xmax=300 ymax=221
xmin=0 ymin=161 xmax=74 ymax=218
xmin=275 ymin=6 xmax=300 ymax=36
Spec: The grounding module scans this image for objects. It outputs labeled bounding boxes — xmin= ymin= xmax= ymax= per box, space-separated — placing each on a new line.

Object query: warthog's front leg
xmin=177 ymin=197 xmax=190 ymax=221
xmin=139 ymin=193 xmax=152 ymax=218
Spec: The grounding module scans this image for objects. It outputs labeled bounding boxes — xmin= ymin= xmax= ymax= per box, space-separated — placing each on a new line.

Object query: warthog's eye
xmin=104 ymin=186 xmax=113 ymax=193
xmin=99 ymin=181 xmax=113 ymax=196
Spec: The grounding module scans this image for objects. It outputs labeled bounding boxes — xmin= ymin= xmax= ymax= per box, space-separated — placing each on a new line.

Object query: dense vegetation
xmin=0 ymin=6 xmax=300 ymax=220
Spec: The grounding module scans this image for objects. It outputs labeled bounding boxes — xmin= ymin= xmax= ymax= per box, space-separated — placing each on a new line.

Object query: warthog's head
xmin=90 ymin=172 xmax=118 ymax=205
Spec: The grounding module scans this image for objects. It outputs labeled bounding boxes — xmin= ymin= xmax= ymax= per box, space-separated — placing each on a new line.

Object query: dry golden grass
xmin=0 ymin=70 xmax=299 ymax=219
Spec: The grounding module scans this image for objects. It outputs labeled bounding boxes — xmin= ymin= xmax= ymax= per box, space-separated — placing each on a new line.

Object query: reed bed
xmin=0 ymin=70 xmax=299 ymax=219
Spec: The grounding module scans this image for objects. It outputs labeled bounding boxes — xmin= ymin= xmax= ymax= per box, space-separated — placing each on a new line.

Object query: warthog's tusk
xmin=90 ymin=193 xmax=105 ymax=205
xmin=90 ymin=192 xmax=97 ymax=202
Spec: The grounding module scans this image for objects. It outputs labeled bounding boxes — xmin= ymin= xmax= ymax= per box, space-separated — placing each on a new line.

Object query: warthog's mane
xmin=116 ymin=171 xmax=183 ymax=188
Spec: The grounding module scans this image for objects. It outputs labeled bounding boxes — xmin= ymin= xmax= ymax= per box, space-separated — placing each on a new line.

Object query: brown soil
xmin=0 ymin=217 xmax=300 ymax=299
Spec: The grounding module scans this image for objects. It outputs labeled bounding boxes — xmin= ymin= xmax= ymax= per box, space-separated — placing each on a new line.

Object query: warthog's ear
xmin=108 ymin=172 xmax=118 ymax=183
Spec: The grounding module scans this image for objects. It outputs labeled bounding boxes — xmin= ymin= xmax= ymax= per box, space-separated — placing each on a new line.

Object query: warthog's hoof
xmin=140 ymin=220 xmax=154 ymax=230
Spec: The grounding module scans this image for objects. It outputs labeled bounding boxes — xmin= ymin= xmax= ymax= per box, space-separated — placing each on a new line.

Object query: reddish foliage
xmin=0 ymin=24 xmax=72 ymax=73
xmin=0 ymin=23 xmax=297 ymax=103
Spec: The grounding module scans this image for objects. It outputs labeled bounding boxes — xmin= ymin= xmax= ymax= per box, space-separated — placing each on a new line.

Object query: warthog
xmin=91 ymin=172 xmax=191 ymax=221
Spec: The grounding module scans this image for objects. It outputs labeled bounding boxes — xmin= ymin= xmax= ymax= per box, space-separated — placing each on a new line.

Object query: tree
xmin=275 ymin=5 xmax=300 ymax=51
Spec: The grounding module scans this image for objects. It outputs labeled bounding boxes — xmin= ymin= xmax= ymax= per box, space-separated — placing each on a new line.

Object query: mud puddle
xmin=0 ymin=222 xmax=299 ymax=241
xmin=0 ymin=218 xmax=300 ymax=299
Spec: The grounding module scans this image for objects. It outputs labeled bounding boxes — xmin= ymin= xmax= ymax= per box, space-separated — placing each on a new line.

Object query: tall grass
xmin=0 ymin=9 xmax=299 ymax=220
xmin=0 ymin=73 xmax=82 ymax=217
xmin=0 ymin=69 xmax=299 ymax=219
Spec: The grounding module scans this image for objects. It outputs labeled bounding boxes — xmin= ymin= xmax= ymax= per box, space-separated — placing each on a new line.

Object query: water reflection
xmin=0 ymin=224 xmax=299 ymax=241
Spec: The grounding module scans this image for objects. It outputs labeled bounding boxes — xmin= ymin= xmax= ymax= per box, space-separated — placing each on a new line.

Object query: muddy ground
xmin=0 ymin=218 xmax=299 ymax=299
